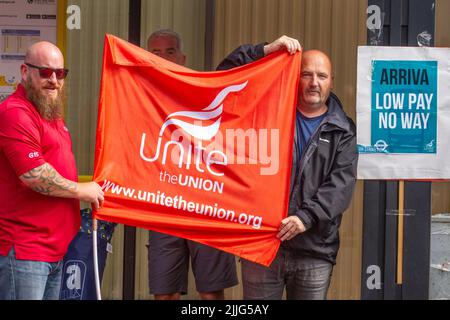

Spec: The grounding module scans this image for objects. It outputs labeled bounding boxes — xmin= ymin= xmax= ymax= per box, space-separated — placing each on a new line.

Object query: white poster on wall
xmin=357 ymin=46 xmax=450 ymax=180
xmin=0 ymin=0 xmax=57 ymax=102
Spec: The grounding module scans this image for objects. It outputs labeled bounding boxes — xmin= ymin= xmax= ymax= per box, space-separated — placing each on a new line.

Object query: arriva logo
xmin=374 ymin=140 xmax=389 ymax=152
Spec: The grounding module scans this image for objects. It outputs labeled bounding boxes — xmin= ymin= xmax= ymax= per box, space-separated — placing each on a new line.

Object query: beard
xmin=25 ymin=76 xmax=66 ymax=121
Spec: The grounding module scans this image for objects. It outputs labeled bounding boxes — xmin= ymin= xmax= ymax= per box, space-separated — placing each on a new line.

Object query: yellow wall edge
xmin=57 ymin=0 xmax=68 ymax=118
xmin=78 ymin=175 xmax=93 ymax=182
xmin=57 ymin=0 xmax=67 ymax=59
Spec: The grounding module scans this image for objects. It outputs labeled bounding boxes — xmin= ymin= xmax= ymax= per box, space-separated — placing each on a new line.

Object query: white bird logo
xmin=158 ymin=81 xmax=248 ymax=140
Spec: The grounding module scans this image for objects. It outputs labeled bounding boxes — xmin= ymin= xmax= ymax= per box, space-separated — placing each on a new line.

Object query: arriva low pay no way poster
xmin=357 ymin=46 xmax=450 ymax=179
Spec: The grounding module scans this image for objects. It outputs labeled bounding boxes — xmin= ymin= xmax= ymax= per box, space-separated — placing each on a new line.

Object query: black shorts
xmin=148 ymin=231 xmax=238 ymax=295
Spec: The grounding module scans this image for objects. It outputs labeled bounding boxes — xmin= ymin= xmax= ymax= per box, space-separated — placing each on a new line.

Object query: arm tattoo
xmin=21 ymin=163 xmax=77 ymax=197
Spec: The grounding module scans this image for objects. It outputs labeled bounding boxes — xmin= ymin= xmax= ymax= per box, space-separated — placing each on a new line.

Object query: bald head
xmin=297 ymin=50 xmax=334 ymax=116
xmin=301 ymin=50 xmax=333 ymax=76
xmin=25 ymin=41 xmax=64 ymax=68
xmin=22 ymin=41 xmax=65 ymax=86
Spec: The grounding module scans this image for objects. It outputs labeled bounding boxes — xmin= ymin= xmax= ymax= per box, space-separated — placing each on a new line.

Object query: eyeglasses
xmin=25 ymin=63 xmax=69 ymax=80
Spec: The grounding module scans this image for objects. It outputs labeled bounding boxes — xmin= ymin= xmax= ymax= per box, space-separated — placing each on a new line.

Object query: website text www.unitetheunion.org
xmin=101 ymin=180 xmax=263 ymax=229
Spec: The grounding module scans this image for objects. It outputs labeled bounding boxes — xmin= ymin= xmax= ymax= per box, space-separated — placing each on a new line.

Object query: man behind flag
xmin=93 ymin=34 xmax=301 ymax=268
xmin=145 ymin=29 xmax=238 ymax=300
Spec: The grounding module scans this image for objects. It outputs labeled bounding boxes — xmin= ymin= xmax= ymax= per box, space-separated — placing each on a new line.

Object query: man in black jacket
xmin=217 ymin=36 xmax=358 ymax=300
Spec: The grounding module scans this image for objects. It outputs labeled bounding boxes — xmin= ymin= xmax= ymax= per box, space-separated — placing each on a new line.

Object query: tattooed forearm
xmin=20 ymin=163 xmax=78 ymax=198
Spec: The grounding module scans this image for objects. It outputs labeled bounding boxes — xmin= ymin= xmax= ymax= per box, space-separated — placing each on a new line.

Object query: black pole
xmin=204 ymin=0 xmax=215 ymax=71
xmin=122 ymin=0 xmax=141 ymax=300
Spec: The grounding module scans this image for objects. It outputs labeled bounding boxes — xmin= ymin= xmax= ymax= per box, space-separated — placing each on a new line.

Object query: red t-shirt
xmin=0 ymin=85 xmax=80 ymax=262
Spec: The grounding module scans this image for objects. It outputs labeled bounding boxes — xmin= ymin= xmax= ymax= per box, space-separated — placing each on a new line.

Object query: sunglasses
xmin=25 ymin=63 xmax=69 ymax=80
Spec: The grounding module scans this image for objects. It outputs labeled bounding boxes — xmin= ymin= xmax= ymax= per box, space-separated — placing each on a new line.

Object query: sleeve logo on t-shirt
xmin=29 ymin=152 xmax=40 ymax=159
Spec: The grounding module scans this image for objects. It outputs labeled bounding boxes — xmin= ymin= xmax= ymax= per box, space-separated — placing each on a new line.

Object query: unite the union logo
xmin=140 ymin=82 xmax=248 ymax=177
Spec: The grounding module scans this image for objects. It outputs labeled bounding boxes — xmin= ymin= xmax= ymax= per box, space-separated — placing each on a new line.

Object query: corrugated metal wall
xmin=213 ymin=0 xmax=367 ymax=121
xmin=66 ymin=0 xmax=129 ymax=176
xmin=66 ymin=0 xmax=129 ymax=300
xmin=66 ymin=0 xmax=450 ymax=300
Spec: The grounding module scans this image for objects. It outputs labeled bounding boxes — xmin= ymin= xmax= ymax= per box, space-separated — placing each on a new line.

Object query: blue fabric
xmin=291 ymin=111 xmax=327 ymax=193
xmin=296 ymin=111 xmax=327 ymax=162
xmin=59 ymin=208 xmax=116 ymax=300
xmin=0 ymin=247 xmax=63 ymax=300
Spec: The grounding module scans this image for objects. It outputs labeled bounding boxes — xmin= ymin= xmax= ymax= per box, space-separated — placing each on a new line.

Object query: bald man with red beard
xmin=0 ymin=42 xmax=104 ymax=300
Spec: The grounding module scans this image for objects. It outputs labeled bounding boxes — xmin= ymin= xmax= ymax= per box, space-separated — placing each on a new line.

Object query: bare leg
xmin=154 ymin=293 xmax=181 ymax=300
xmin=199 ymin=290 xmax=225 ymax=300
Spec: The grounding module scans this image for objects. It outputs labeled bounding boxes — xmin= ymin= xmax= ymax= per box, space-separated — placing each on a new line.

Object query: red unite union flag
xmin=93 ymin=34 xmax=301 ymax=266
